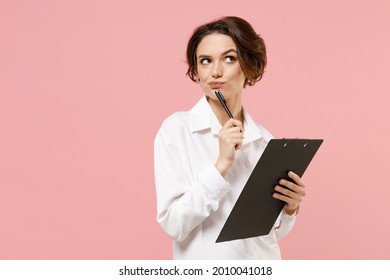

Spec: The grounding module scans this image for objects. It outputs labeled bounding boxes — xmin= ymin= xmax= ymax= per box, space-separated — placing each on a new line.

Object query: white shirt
xmin=154 ymin=96 xmax=297 ymax=259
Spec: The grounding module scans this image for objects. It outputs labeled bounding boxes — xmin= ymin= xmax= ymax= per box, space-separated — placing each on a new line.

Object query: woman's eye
xmin=200 ymin=58 xmax=211 ymax=65
xmin=225 ymin=56 xmax=236 ymax=62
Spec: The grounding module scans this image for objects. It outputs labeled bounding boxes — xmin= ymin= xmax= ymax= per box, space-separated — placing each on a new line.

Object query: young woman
xmin=154 ymin=16 xmax=306 ymax=259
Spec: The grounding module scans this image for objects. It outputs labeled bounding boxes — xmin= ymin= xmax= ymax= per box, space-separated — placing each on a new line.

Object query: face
xmin=195 ymin=34 xmax=246 ymax=101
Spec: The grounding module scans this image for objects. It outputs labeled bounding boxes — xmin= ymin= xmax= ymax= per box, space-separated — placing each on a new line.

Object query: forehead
xmin=196 ymin=34 xmax=236 ymax=56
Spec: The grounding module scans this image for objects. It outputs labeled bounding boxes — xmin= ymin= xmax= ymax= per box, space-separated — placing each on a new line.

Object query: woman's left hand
xmin=273 ymin=171 xmax=306 ymax=215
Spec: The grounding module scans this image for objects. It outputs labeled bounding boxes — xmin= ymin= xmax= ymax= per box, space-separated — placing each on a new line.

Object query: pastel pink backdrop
xmin=1 ymin=0 xmax=389 ymax=259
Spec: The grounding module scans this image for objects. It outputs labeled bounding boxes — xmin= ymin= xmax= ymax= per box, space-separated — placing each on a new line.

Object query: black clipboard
xmin=216 ymin=138 xmax=323 ymax=243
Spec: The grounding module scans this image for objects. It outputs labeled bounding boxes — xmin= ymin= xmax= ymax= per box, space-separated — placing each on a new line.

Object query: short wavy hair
xmin=186 ymin=16 xmax=267 ymax=87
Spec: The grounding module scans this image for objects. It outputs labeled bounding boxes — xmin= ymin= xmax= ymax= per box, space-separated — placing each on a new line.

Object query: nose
xmin=211 ymin=61 xmax=223 ymax=78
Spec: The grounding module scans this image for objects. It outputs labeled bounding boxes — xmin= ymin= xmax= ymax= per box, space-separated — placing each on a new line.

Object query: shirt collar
xmin=188 ymin=96 xmax=214 ymax=133
xmin=189 ymin=95 xmax=272 ymax=144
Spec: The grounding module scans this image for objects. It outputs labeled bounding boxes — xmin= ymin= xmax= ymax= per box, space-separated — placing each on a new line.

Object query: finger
xmin=224 ymin=132 xmax=244 ymax=139
xmin=219 ymin=132 xmax=244 ymax=142
xmin=223 ymin=126 xmax=243 ymax=133
xmin=227 ymin=118 xmax=243 ymax=128
xmin=223 ymin=118 xmax=244 ymax=132
xmin=227 ymin=137 xmax=243 ymax=147
xmin=219 ymin=128 xmax=243 ymax=138
xmin=288 ymin=171 xmax=306 ymax=188
xmin=272 ymin=192 xmax=297 ymax=205
xmin=273 ymin=192 xmax=301 ymax=211
xmin=274 ymin=185 xmax=303 ymax=202
xmin=279 ymin=179 xmax=306 ymax=196
xmin=222 ymin=136 xmax=243 ymax=150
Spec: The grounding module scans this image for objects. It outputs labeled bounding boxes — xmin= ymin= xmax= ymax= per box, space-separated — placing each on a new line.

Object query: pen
xmin=215 ymin=90 xmax=244 ymax=143
xmin=215 ymin=90 xmax=234 ymax=119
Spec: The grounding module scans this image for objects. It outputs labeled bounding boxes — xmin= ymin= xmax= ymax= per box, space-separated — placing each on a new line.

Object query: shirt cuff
xmin=281 ymin=210 xmax=297 ymax=224
xmin=197 ymin=164 xmax=232 ymax=200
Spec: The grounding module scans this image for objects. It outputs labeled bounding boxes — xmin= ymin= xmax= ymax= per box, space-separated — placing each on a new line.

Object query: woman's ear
xmin=243 ymin=78 xmax=254 ymax=88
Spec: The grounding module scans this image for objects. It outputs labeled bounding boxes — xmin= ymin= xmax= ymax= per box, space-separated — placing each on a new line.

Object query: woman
xmin=154 ymin=16 xmax=306 ymax=259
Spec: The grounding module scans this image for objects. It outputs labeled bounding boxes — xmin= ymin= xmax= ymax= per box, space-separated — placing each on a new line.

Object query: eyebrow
xmin=197 ymin=48 xmax=237 ymax=59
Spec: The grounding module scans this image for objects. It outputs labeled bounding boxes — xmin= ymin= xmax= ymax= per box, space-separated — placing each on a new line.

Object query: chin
xmin=203 ymin=90 xmax=217 ymax=100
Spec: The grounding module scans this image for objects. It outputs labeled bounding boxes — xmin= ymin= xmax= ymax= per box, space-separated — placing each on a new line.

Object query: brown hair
xmin=186 ymin=16 xmax=267 ymax=87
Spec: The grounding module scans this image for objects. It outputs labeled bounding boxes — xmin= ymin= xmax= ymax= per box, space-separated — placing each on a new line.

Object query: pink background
xmin=1 ymin=0 xmax=389 ymax=259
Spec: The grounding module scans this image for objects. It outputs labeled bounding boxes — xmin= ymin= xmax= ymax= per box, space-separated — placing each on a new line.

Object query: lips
xmin=208 ymin=81 xmax=225 ymax=90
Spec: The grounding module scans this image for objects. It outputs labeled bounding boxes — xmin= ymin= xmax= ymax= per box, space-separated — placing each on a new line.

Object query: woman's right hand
xmin=215 ymin=118 xmax=244 ymax=177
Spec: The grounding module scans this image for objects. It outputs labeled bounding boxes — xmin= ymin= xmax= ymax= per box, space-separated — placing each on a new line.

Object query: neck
xmin=207 ymin=94 xmax=244 ymax=126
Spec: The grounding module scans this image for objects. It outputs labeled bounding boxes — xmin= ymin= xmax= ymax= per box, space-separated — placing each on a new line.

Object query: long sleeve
xmin=154 ymin=97 xmax=296 ymax=259
xmin=274 ymin=211 xmax=297 ymax=240
xmin=154 ymin=133 xmax=232 ymax=242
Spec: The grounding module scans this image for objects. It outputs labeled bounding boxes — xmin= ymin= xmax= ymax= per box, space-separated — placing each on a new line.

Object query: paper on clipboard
xmin=216 ymin=138 xmax=323 ymax=243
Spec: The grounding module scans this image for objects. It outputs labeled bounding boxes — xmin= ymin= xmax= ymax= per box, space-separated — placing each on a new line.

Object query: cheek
xmin=197 ymin=67 xmax=208 ymax=81
xmin=229 ymin=64 xmax=244 ymax=77
xmin=230 ymin=68 xmax=246 ymax=84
